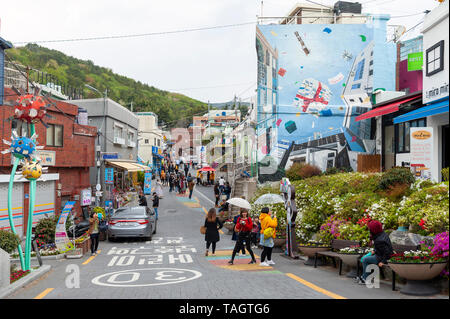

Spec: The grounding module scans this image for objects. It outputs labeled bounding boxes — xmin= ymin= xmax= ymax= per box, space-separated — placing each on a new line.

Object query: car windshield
xmin=113 ymin=206 xmax=146 ymax=217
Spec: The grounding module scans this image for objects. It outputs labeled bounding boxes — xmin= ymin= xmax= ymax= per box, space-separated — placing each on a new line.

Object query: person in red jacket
xmin=228 ymin=209 xmax=257 ymax=265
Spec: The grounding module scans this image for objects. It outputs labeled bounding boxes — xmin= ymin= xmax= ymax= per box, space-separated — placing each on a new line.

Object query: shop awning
xmin=355 ymin=96 xmax=420 ymax=122
xmin=133 ymin=163 xmax=152 ymax=171
xmin=393 ymin=98 xmax=449 ymax=124
xmin=105 ymin=160 xmax=146 ymax=172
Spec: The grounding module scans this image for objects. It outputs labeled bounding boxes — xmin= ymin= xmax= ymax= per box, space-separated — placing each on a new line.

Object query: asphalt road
xmin=5 ymin=182 xmax=447 ymax=300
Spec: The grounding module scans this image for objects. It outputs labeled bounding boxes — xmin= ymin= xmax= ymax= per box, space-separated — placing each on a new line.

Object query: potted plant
xmin=298 ymin=240 xmax=331 ymax=266
xmin=388 ymin=250 xmax=448 ymax=296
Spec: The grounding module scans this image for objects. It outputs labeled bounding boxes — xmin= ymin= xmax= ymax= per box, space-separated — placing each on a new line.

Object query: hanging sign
xmin=80 ymin=188 xmax=92 ymax=206
xmin=55 ymin=201 xmax=76 ymax=253
xmin=105 ymin=167 xmax=114 ymax=184
xmin=407 ymin=52 xmax=423 ymax=71
xmin=144 ymin=172 xmax=152 ymax=195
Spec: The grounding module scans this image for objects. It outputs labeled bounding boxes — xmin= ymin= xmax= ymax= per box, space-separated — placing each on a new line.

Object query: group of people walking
xmin=202 ymin=205 xmax=278 ymax=267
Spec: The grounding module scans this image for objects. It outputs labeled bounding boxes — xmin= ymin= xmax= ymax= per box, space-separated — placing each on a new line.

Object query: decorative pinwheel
xmin=2 ymin=131 xmax=44 ymax=160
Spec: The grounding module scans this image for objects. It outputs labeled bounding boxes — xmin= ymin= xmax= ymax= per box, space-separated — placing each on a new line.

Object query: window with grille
xmin=426 ymin=40 xmax=444 ymax=76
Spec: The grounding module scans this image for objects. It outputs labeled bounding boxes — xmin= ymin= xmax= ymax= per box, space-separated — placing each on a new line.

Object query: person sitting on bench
xmin=357 ymin=220 xmax=393 ymax=285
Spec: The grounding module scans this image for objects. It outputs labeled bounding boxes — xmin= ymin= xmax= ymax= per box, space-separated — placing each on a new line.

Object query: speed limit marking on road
xmin=91 ymin=268 xmax=202 ymax=287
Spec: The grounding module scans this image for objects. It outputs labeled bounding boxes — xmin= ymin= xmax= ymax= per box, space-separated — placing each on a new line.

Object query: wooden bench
xmin=314 ymin=239 xmax=361 ymax=273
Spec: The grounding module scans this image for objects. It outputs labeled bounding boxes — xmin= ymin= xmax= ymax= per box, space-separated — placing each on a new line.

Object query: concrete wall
xmin=0 ymin=248 xmax=9 ymax=289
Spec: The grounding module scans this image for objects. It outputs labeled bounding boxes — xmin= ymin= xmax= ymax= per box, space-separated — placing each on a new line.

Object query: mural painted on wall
xmin=256 ymin=21 xmax=395 ymax=182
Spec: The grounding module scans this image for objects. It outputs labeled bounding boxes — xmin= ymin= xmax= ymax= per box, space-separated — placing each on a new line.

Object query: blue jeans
xmin=154 ymin=207 xmax=158 ymax=220
xmin=361 ymin=254 xmax=379 ymax=280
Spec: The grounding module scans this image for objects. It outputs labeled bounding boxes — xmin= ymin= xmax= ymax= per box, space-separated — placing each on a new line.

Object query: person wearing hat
xmin=357 ymin=220 xmax=393 ymax=285
xmin=259 ymin=207 xmax=278 ymax=266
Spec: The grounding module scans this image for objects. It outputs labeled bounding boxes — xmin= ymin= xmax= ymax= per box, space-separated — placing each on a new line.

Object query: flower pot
xmin=298 ymin=246 xmax=331 ymax=266
xmin=337 ymin=253 xmax=361 ymax=278
xmin=388 ymin=262 xmax=448 ymax=296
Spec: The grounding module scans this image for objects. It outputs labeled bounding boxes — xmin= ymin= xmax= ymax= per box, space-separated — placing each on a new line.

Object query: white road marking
xmin=194 ymin=188 xmax=215 ymax=206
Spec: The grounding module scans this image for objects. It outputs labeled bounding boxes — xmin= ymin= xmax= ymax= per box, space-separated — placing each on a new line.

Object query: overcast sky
xmin=0 ymin=0 xmax=440 ymax=103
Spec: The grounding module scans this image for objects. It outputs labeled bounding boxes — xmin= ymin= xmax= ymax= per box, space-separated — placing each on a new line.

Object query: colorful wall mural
xmin=256 ymin=16 xmax=396 ymax=182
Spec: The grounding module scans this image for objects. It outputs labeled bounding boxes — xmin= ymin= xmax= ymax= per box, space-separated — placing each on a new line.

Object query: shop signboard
xmin=80 ymin=189 xmax=92 ymax=206
xmin=105 ymin=167 xmax=114 ymax=184
xmin=37 ymin=150 xmax=56 ymax=166
xmin=410 ymin=127 xmax=433 ymax=180
xmin=55 ymin=201 xmax=76 ymax=252
xmin=407 ymin=52 xmax=423 ymax=71
xmin=144 ymin=172 xmax=152 ymax=195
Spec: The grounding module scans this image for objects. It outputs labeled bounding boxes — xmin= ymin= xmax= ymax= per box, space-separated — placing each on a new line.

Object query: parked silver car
xmin=107 ymin=206 xmax=156 ymax=241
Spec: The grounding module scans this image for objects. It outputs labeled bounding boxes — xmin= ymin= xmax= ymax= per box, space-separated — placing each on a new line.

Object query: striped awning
xmin=105 ymin=160 xmax=147 ymax=172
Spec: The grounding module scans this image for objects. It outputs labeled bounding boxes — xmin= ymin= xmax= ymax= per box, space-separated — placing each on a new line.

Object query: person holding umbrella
xmin=228 ymin=209 xmax=257 ymax=265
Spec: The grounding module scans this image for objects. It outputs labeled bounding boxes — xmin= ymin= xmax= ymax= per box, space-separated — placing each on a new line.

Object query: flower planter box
xmin=298 ymin=245 xmax=331 ymax=266
xmin=65 ymin=248 xmax=83 ymax=259
xmin=75 ymin=239 xmax=90 ymax=256
xmin=388 ymin=262 xmax=448 ymax=296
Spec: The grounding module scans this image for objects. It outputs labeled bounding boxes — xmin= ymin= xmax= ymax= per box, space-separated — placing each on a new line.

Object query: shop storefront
xmin=104 ymin=160 xmax=151 ymax=208
xmin=152 ymin=146 xmax=164 ymax=175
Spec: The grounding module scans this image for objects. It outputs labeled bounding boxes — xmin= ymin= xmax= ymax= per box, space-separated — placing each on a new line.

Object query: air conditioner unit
xmin=114 ymin=136 xmax=125 ymax=145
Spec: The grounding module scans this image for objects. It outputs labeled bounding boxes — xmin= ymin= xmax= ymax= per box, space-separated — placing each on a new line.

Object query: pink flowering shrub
xmin=317 ymin=215 xmax=347 ymax=245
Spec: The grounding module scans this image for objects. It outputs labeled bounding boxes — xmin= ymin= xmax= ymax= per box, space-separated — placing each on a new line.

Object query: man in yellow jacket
xmin=259 ymin=207 xmax=278 ymax=266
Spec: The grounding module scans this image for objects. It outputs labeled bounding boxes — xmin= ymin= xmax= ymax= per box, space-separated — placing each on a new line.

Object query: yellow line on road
xmin=82 ymin=250 xmax=101 ymax=265
xmin=202 ymin=207 xmax=224 ymax=234
xmin=34 ymin=288 xmax=54 ymax=299
xmin=286 ymin=273 xmax=347 ymax=299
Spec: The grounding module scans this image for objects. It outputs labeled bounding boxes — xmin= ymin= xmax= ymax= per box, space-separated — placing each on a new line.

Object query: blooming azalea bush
xmin=399 ymin=183 xmax=449 ymax=235
xmin=251 ymin=171 xmax=448 ymax=245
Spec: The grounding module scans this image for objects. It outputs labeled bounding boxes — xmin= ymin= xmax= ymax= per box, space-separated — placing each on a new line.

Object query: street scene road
xmin=0 ymin=1 xmax=449 ymax=310
xmin=5 ymin=181 xmax=446 ymax=300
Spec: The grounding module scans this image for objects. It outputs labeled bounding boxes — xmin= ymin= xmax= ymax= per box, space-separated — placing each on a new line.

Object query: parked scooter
xmin=67 ymin=206 xmax=90 ymax=238
xmin=67 ymin=216 xmax=90 ymax=238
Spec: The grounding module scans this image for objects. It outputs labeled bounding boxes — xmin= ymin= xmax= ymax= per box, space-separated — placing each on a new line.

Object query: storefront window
xmin=46 ymin=124 xmax=63 ymax=147
xmin=397 ymin=118 xmax=426 ymax=153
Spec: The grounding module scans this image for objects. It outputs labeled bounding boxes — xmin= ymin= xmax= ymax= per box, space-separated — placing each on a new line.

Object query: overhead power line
xmin=12 ymin=21 xmax=257 ymax=45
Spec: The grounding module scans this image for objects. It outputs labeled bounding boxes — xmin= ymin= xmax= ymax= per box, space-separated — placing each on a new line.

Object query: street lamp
xmin=84 ymin=84 xmax=107 ymax=207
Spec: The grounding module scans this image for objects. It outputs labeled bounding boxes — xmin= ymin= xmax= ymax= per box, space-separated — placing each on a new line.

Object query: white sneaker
xmin=267 ymin=260 xmax=275 ymax=265
xmin=259 ymin=261 xmax=270 ymax=267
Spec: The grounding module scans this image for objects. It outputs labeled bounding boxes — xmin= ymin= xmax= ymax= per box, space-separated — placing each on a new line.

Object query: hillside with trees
xmin=6 ymin=43 xmax=209 ymax=128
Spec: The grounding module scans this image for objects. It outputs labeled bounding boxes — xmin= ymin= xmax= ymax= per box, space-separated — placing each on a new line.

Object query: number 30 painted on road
xmin=91 ymin=268 xmax=202 ymax=287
